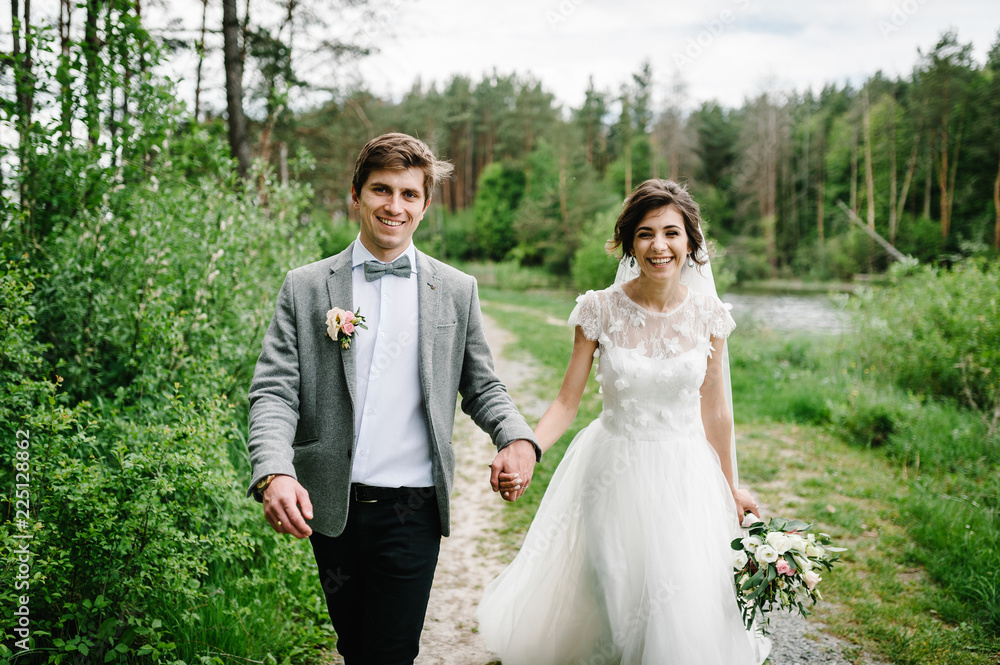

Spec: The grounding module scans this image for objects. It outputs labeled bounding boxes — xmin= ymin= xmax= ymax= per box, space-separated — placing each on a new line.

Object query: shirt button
xmin=382 ymin=294 xmax=388 ymax=300
xmin=379 ymin=331 xmax=385 ymax=337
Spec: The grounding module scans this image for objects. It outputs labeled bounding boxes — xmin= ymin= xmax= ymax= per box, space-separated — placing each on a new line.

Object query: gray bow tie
xmin=364 ymin=255 xmax=412 ymax=281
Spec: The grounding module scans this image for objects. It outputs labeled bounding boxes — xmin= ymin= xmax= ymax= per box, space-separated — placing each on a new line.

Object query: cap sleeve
xmin=568 ymin=290 xmax=601 ymax=341
xmin=708 ymin=296 xmax=737 ymax=339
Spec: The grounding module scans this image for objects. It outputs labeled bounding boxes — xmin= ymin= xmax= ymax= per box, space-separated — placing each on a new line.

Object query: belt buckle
xmin=354 ymin=484 xmax=378 ymax=503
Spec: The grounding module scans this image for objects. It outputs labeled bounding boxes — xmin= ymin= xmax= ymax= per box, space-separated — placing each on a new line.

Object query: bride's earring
xmin=687 ymin=254 xmax=695 ymax=268
xmin=629 ymin=255 xmax=636 ymax=268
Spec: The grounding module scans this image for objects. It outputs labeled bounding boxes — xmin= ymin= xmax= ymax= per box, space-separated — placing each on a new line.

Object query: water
xmin=722 ymin=292 xmax=851 ymax=335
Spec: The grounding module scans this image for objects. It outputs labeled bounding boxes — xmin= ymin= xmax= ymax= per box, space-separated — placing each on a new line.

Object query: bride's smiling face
xmin=632 ymin=205 xmax=691 ymax=281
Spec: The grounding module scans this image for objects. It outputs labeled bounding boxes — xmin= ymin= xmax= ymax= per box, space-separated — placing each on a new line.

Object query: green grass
xmin=479 ymin=284 xmax=1000 ymax=665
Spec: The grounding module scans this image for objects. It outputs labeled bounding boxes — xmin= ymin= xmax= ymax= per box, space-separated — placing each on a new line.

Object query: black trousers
xmin=310 ymin=488 xmax=441 ymax=665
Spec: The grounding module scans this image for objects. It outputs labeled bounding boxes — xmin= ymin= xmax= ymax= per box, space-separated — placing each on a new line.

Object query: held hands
xmin=263 ymin=474 xmax=314 ymax=538
xmin=490 ymin=439 xmax=536 ymax=502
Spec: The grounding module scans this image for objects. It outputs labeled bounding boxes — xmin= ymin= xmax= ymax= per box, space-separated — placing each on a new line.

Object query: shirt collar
xmin=351 ymin=236 xmax=418 ymax=274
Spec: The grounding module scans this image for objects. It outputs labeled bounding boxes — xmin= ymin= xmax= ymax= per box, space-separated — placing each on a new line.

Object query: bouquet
xmin=731 ymin=515 xmax=845 ymax=634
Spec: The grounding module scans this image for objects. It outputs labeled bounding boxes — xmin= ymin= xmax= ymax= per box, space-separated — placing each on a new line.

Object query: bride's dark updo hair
xmin=606 ymin=179 xmax=707 ymax=267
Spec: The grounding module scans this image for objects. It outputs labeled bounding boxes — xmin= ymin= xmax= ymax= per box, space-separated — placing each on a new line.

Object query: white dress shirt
xmin=349 ymin=239 xmax=434 ymax=487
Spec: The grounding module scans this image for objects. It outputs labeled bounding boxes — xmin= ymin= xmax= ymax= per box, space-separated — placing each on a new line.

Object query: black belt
xmin=350 ymin=483 xmax=435 ymax=504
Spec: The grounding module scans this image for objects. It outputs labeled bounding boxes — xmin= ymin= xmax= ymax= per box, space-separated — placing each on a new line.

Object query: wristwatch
xmin=253 ymin=474 xmax=277 ymax=501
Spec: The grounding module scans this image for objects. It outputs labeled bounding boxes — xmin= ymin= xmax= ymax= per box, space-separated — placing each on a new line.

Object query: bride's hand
xmin=496 ymin=471 xmax=524 ymax=501
xmin=732 ymin=488 xmax=759 ymax=519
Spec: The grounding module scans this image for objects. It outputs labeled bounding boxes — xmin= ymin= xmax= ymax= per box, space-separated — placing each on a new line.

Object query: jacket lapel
xmin=416 ymin=250 xmax=440 ymax=416
xmin=327 ymin=244 xmax=357 ymax=411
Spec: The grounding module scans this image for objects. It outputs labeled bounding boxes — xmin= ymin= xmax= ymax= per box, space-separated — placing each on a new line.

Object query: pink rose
xmin=342 ymin=321 xmax=355 ymax=335
xmin=775 ymin=559 xmax=794 ymax=577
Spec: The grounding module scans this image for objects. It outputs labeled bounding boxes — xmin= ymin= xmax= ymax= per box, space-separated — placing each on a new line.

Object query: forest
xmin=1 ymin=0 xmax=999 ymax=663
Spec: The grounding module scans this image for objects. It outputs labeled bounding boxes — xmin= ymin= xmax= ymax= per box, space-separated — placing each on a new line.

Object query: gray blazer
xmin=247 ymin=243 xmax=538 ymax=537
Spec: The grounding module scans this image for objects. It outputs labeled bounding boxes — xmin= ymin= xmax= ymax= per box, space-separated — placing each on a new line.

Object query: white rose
xmin=742 ymin=513 xmax=764 ymax=528
xmin=786 ymin=535 xmax=808 ymax=552
xmin=733 ymin=549 xmax=749 ymax=570
xmin=756 ymin=544 xmax=779 ymax=564
xmin=806 ymin=544 xmax=826 ymax=558
xmin=741 ymin=535 xmax=762 ymax=554
xmin=803 ymin=570 xmax=822 ymax=590
xmin=766 ymin=531 xmax=791 ymax=554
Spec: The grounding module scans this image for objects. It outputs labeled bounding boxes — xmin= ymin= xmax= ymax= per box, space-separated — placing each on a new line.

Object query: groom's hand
xmin=490 ymin=439 xmax=536 ymax=502
xmin=263 ymin=474 xmax=314 ymax=538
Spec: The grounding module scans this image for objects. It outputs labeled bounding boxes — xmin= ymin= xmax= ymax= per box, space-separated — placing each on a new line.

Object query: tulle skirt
xmin=476 ymin=418 xmax=770 ymax=665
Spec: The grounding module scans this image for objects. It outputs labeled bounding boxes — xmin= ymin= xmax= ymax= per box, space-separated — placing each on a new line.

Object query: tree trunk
xmin=888 ymin=95 xmax=898 ymax=245
xmin=946 ymin=110 xmax=964 ymax=230
xmin=863 ymin=89 xmax=876 ymax=272
xmin=849 ymin=125 xmax=859 ymax=214
xmin=817 ymin=172 xmax=825 ymax=258
xmin=59 ymin=0 xmax=72 ymax=140
xmin=937 ymin=84 xmax=951 ymax=239
xmin=85 ymin=0 xmax=100 ymax=149
xmin=624 ymin=139 xmax=632 ymax=196
xmin=994 ymin=143 xmax=1000 ymax=252
xmin=194 ymin=0 xmax=208 ymax=121
xmin=896 ymin=140 xmax=918 ymax=239
xmin=223 ymin=0 xmax=251 ymax=178
xmin=923 ymin=150 xmax=932 ymax=218
xmin=279 ymin=141 xmax=288 ymax=186
xmin=559 ymin=152 xmax=569 ymax=231
xmin=106 ymin=0 xmax=119 ymax=166
xmin=23 ymin=0 xmax=32 ymax=123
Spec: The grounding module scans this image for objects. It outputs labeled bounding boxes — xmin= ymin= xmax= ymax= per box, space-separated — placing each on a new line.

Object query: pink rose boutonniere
xmin=326 ymin=307 xmax=367 ymax=349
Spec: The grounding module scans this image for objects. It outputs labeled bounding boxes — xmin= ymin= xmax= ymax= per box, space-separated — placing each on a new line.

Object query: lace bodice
xmin=568 ymin=284 xmax=736 ymax=440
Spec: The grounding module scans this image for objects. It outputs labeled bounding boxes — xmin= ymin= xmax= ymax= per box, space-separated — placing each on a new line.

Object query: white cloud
xmin=356 ymin=0 xmax=999 ymax=110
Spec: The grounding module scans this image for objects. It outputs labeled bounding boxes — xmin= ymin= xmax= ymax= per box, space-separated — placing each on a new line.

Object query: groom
xmin=246 ymin=132 xmax=540 ymax=664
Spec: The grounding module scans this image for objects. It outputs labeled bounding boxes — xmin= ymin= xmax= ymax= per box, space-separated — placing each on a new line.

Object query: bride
xmin=476 ymin=179 xmax=771 ymax=664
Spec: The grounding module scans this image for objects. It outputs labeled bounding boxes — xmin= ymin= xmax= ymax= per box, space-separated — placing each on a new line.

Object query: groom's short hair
xmin=352 ymin=133 xmax=454 ymax=200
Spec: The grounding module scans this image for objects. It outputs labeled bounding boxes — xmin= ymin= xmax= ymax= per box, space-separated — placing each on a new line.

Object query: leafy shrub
xmin=1 ymin=140 xmax=331 ymax=662
xmin=319 ymin=217 xmax=362 ymax=259
xmin=473 ymin=162 xmax=526 ymax=261
xmin=713 ymin=234 xmax=773 ymax=284
xmin=571 ymin=215 xmax=619 ymax=292
xmin=832 ymin=384 xmax=918 ymax=448
xmin=853 ymin=259 xmax=1000 ymax=424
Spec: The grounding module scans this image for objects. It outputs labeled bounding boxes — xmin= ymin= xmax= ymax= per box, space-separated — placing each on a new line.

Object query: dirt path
xmin=414 ymin=314 xmax=546 ymax=665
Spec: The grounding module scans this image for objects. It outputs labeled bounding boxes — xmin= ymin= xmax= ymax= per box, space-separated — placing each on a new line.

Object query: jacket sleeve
xmin=246 ymin=272 xmax=302 ymax=496
xmin=457 ymin=280 xmax=541 ymax=460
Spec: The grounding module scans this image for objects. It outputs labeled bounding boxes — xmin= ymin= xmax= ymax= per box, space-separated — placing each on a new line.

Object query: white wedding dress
xmin=476 ymin=284 xmax=770 ymax=665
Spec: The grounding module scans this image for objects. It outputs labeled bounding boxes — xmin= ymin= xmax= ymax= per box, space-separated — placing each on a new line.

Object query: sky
xmin=132 ymin=0 xmax=999 ymax=115
xmin=348 ymin=0 xmax=999 ymax=111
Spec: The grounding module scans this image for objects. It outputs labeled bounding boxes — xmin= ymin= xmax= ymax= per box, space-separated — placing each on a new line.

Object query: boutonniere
xmin=325 ymin=307 xmax=367 ymax=349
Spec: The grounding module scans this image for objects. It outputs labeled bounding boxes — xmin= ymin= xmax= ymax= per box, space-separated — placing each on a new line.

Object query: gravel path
xmin=414 ymin=315 xmax=547 ymax=665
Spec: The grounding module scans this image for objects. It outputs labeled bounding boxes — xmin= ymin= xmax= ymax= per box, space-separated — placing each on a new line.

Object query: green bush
xmin=571 ymin=215 xmax=619 ymax=292
xmin=832 ymin=384 xmax=919 ymax=448
xmin=853 ymin=259 xmax=1000 ymax=416
xmin=713 ymin=234 xmax=773 ymax=284
xmin=319 ymin=217 xmax=362 ymax=259
xmin=1 ymin=140 xmax=331 ymax=662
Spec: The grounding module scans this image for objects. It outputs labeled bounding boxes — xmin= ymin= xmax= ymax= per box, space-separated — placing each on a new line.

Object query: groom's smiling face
xmin=352 ymin=167 xmax=430 ymax=262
